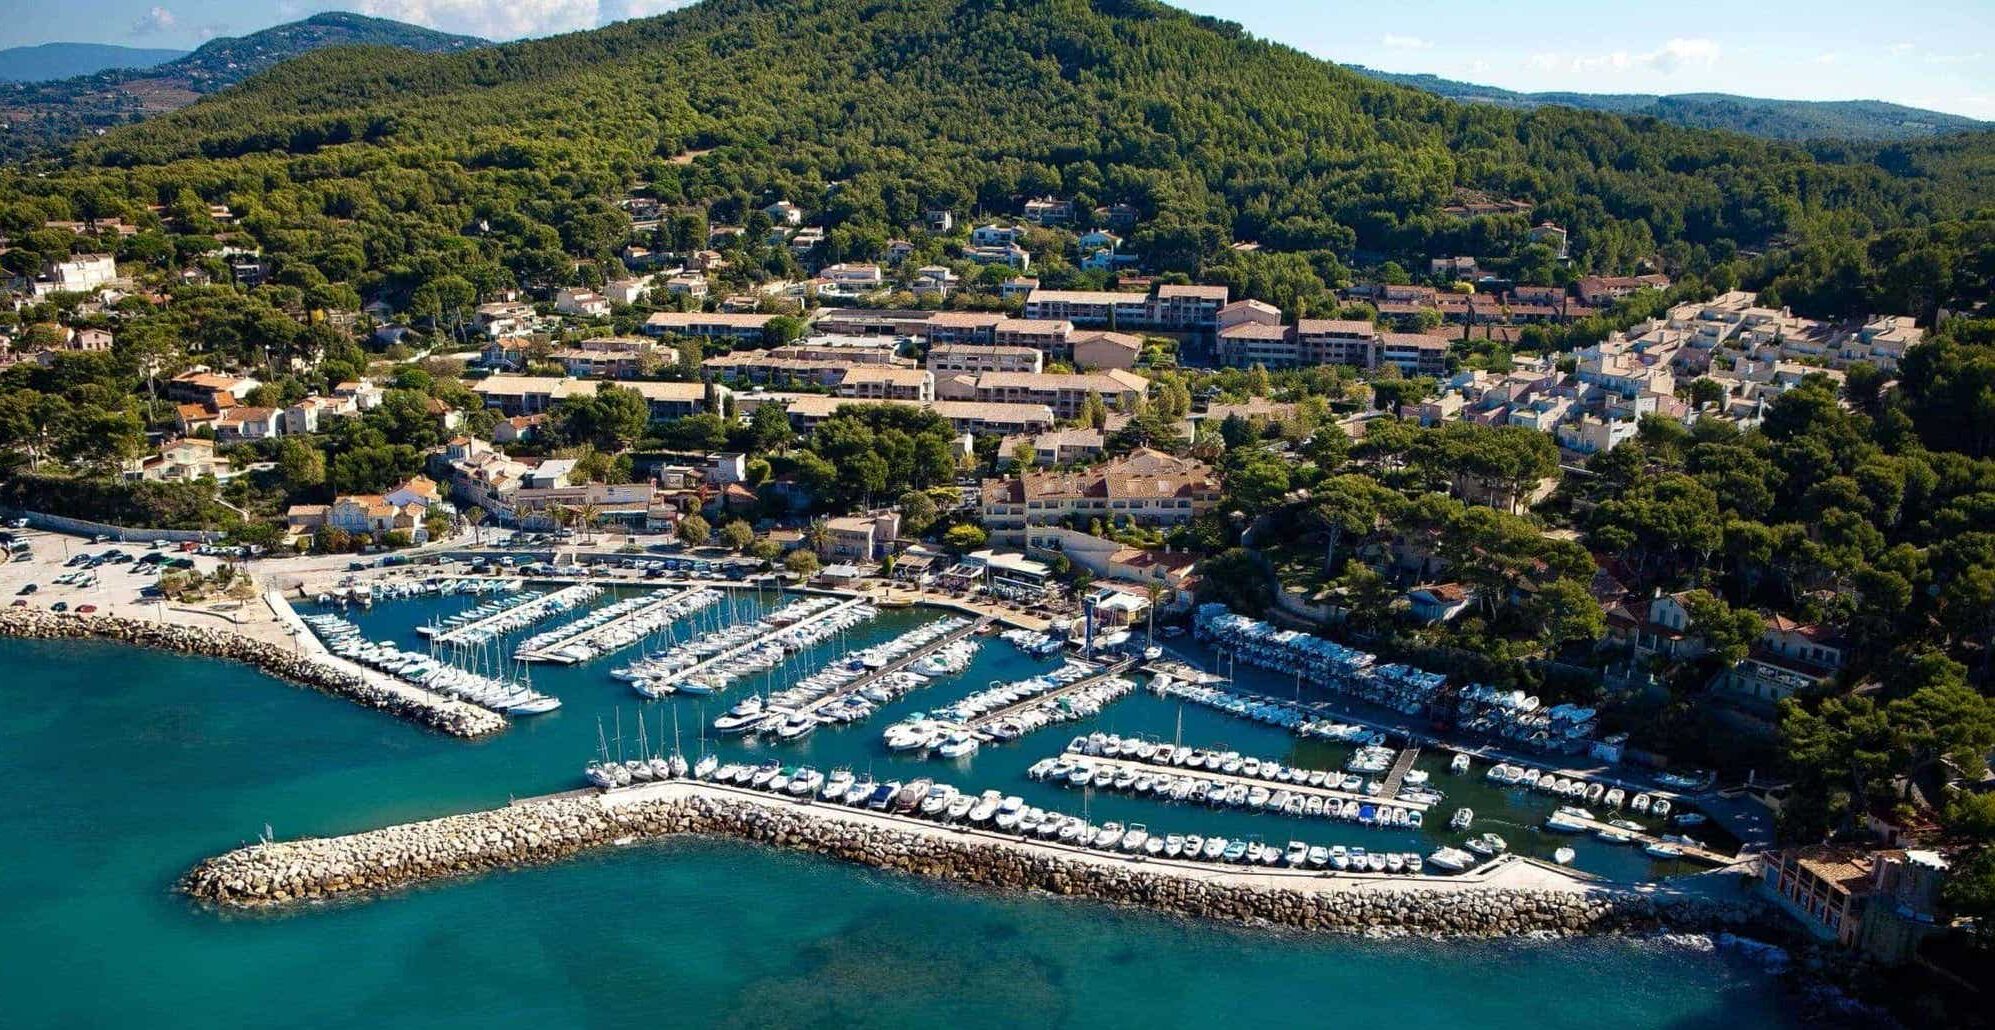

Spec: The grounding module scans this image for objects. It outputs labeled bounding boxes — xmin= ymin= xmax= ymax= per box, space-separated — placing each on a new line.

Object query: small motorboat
xmin=1553 ymin=847 xmax=1576 ymax=866
xmin=1428 ymin=850 xmax=1476 ymax=874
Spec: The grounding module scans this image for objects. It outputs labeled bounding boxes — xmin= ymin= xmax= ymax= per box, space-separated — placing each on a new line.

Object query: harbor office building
xmin=1759 ymin=846 xmax=1950 ymax=964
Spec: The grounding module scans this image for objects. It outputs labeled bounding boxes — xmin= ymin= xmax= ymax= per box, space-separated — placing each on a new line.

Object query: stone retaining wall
xmin=0 ymin=609 xmax=505 ymax=739
xmin=181 ymin=790 xmax=1763 ymax=938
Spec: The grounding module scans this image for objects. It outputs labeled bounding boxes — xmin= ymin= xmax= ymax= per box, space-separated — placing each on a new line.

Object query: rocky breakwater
xmin=182 ymin=785 xmax=1763 ymax=939
xmin=0 ymin=608 xmax=505 ymax=739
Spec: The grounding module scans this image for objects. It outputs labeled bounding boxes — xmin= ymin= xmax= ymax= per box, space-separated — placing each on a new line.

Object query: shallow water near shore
xmin=0 ymin=604 xmax=1792 ymax=1028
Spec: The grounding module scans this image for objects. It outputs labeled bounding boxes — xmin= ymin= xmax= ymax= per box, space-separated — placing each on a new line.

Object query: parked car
xmin=50 ymin=601 xmax=67 ymax=612
xmin=75 ymin=604 xmax=98 ymax=614
xmin=16 ymin=584 xmax=36 ymax=595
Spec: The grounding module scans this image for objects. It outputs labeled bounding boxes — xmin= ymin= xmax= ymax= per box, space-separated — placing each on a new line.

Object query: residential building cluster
xmin=1391 ymin=291 xmax=1923 ymax=458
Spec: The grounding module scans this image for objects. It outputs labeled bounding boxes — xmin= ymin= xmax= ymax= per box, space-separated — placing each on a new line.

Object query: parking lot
xmin=0 ymin=526 xmax=231 ymax=617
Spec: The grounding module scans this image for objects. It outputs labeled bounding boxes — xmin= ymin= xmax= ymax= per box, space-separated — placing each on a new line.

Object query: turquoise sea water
xmin=0 ymin=589 xmax=1793 ymax=1028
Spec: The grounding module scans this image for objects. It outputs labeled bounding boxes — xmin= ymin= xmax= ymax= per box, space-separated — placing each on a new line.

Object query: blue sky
xmin=6 ymin=0 xmax=1990 ymax=119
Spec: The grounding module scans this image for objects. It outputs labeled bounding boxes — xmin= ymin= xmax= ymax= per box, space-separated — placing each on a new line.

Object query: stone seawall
xmin=182 ymin=788 xmax=1762 ymax=939
xmin=0 ymin=609 xmax=505 ymax=739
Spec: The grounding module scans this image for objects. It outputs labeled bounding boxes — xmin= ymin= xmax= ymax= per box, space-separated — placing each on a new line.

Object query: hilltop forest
xmin=0 ymin=0 xmax=1978 ymax=326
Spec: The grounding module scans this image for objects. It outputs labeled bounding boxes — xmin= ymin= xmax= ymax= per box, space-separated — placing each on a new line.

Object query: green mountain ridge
xmin=0 ymin=43 xmax=189 ymax=83
xmin=1347 ymin=66 xmax=1989 ymax=143
xmin=6 ymin=0 xmax=1993 ymax=323
xmin=0 ymin=12 xmax=485 ymax=162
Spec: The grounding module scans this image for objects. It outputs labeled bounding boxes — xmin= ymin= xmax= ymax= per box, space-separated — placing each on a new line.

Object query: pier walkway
xmin=797 ymin=616 xmax=990 ymax=717
xmin=1378 ymin=746 xmax=1421 ymax=799
xmin=515 ymin=587 xmax=704 ymax=663
xmin=424 ymin=584 xmax=596 ymax=648
xmin=962 ymin=656 xmax=1137 ymax=738
xmin=648 ymin=596 xmax=873 ymax=691
xmin=265 ymin=588 xmax=509 ymax=733
xmin=1056 ymin=745 xmax=1433 ymax=812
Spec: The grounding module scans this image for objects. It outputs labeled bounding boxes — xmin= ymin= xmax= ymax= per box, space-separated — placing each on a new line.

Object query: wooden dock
xmin=649 ymin=596 xmax=873 ymax=691
xmin=1378 ymin=745 xmax=1421 ymax=799
xmin=1056 ymin=748 xmax=1431 ymax=813
xmin=962 ymin=656 xmax=1137 ymax=736
xmin=797 ymin=616 xmax=990 ymax=716
xmin=515 ymin=587 xmax=706 ymax=663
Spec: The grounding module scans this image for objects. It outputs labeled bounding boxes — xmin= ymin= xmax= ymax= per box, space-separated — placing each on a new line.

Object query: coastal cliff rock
xmin=181 ymin=789 xmax=1764 ymax=939
xmin=0 ymin=608 xmax=505 ymax=738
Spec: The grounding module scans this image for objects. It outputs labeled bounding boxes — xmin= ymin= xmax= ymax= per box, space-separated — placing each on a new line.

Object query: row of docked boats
xmin=706 ymin=616 xmax=975 ymax=739
xmin=1194 ymin=603 xmax=1603 ymax=756
xmin=1424 ymin=833 xmax=1513 ymax=872
xmin=614 ymin=596 xmax=859 ymax=697
xmin=421 ymin=583 xmax=604 ymax=647
xmin=880 ymin=672 xmax=1143 ymax=758
xmin=318 ymin=576 xmax=522 ymax=607
xmin=516 ymin=589 xmax=679 ymax=658
xmin=1454 ymin=683 xmax=1601 ymax=751
xmin=1540 ymin=804 xmax=1708 ymax=857
xmin=1152 ymin=678 xmax=1312 ymax=732
xmin=417 ymin=590 xmax=543 ymax=638
xmin=1484 ymin=763 xmax=1675 ymax=818
xmin=999 ymin=628 xmax=1064 ymax=658
xmin=929 ymin=660 xmax=1095 ymax=723
xmin=1067 ymin=732 xmax=1436 ymax=803
xmin=582 ymin=716 xmax=713 ymax=787
xmin=631 ymin=762 xmax=1448 ymax=875
xmin=1031 ymin=751 xmax=1427 ymax=830
xmin=518 ymin=587 xmax=725 ymax=664
xmin=763 ymin=613 xmax=969 ymax=715
xmin=303 ymin=612 xmax=560 ymax=714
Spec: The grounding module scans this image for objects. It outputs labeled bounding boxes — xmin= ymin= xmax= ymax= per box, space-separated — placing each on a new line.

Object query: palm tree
xmin=578 ymin=503 xmax=602 ymax=545
xmin=462 ymin=505 xmax=487 ymax=546
xmin=803 ymin=518 xmax=832 ymax=556
xmin=546 ymin=502 xmax=571 ymax=538
xmin=1145 ymin=580 xmax=1166 ymax=647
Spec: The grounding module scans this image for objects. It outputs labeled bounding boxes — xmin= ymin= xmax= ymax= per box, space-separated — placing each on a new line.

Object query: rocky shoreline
xmin=182 ymin=787 xmax=1765 ymax=939
xmin=0 ymin=608 xmax=506 ymax=738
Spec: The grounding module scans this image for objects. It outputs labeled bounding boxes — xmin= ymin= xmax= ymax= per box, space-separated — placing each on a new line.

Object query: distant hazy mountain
xmin=1347 ymin=66 xmax=1988 ymax=142
xmin=0 ymin=12 xmax=485 ymax=161
xmin=0 ymin=42 xmax=188 ymax=82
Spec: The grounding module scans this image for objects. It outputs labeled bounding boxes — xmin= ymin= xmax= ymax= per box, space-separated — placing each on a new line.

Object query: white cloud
xmin=1534 ymin=37 xmax=1722 ymax=77
xmin=1925 ymin=52 xmax=1985 ymax=65
xmin=1381 ymin=34 xmax=1433 ymax=51
xmin=356 ymin=0 xmax=689 ymax=38
xmin=1812 ymin=52 xmax=1840 ymax=65
xmin=1889 ymin=42 xmax=1917 ymax=56
xmin=131 ymin=5 xmax=176 ymax=35
xmin=600 ymin=0 xmax=691 ymax=21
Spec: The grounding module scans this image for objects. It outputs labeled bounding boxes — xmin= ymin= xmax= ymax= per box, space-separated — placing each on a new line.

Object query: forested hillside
xmin=1349 ymin=66 xmax=1990 ymax=143
xmin=0 ymin=13 xmax=484 ymax=162
xmin=0 ymin=0 xmax=1977 ymax=324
